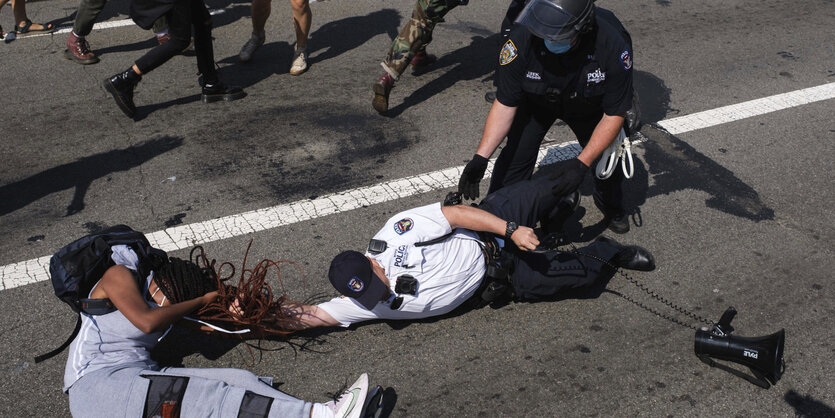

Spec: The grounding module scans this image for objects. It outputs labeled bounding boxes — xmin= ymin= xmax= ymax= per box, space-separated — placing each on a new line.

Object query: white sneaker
xmin=290 ymin=45 xmax=308 ymax=75
xmin=239 ymin=34 xmax=264 ymax=62
xmin=324 ymin=373 xmax=368 ymax=418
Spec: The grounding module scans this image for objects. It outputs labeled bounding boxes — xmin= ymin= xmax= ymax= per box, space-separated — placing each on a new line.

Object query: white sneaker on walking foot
xmin=290 ymin=45 xmax=308 ymax=75
xmin=324 ymin=373 xmax=368 ymax=418
xmin=239 ymin=34 xmax=265 ymax=62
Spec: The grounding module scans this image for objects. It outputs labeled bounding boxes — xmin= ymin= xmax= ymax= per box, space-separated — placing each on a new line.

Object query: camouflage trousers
xmin=382 ymin=0 xmax=458 ymax=78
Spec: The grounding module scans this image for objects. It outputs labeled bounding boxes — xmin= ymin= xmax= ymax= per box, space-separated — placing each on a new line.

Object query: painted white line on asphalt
xmin=21 ymin=10 xmax=225 ymax=38
xmin=25 ymin=19 xmax=137 ymax=37
xmin=657 ymin=82 xmax=835 ymax=134
xmin=1 ymin=83 xmax=833 ymax=291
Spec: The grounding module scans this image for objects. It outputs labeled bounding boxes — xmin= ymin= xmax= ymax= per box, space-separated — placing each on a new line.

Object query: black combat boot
xmin=593 ymin=192 xmax=629 ymax=234
xmin=104 ymin=68 xmax=141 ymax=118
xmin=200 ymin=75 xmax=245 ymax=104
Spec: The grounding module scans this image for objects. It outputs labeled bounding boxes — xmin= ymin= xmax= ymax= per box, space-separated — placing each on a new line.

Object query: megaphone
xmin=694 ymin=307 xmax=785 ymax=388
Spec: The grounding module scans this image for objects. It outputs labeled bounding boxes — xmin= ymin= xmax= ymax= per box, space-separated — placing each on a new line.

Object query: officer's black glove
xmin=548 ymin=158 xmax=589 ymax=197
xmin=458 ymin=154 xmax=489 ymax=200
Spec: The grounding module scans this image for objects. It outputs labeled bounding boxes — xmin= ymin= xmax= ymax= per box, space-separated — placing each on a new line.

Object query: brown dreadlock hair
xmin=153 ymin=247 xmax=219 ymax=305
xmin=152 ymin=243 xmax=303 ymax=337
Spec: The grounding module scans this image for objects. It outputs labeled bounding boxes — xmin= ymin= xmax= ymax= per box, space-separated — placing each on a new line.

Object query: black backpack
xmin=34 ymin=225 xmax=167 ymax=363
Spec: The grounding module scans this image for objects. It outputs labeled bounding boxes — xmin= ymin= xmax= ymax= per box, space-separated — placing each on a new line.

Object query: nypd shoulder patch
xmin=394 ymin=218 xmax=414 ymax=235
xmin=500 ymin=40 xmax=518 ymax=66
xmin=620 ymin=49 xmax=633 ymax=71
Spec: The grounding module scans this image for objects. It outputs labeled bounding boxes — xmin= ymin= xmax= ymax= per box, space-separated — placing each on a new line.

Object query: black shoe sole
xmin=103 ymin=79 xmax=136 ymax=118
xmin=202 ymin=91 xmax=246 ymax=104
xmin=64 ymin=49 xmax=99 ymax=65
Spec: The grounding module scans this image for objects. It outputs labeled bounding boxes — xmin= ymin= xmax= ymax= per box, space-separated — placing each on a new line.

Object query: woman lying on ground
xmin=63 ymin=244 xmax=371 ymax=418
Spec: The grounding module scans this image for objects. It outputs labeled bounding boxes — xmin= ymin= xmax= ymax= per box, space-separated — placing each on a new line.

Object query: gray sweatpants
xmin=68 ymin=366 xmax=312 ymax=417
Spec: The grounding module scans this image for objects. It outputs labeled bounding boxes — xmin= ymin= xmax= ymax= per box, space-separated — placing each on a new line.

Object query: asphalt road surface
xmin=1 ymin=0 xmax=833 ymax=416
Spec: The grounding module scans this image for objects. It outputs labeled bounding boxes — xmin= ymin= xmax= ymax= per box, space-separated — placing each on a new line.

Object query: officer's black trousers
xmin=487 ymin=101 xmax=625 ymax=214
xmin=478 ymin=176 xmax=620 ymax=301
xmin=134 ymin=0 xmax=216 ymax=82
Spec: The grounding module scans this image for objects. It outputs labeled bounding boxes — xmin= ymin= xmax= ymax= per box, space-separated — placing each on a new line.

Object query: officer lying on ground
xmin=269 ymin=175 xmax=655 ymax=329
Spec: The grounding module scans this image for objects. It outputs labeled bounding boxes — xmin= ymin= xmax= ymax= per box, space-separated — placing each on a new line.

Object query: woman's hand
xmin=228 ymin=297 xmax=244 ymax=317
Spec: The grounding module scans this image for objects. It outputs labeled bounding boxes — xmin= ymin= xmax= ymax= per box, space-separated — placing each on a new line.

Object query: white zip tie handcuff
xmin=595 ymin=127 xmax=634 ymax=180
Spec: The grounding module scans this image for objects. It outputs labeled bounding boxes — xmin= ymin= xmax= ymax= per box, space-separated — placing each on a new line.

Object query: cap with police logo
xmin=328 ymin=250 xmax=389 ymax=310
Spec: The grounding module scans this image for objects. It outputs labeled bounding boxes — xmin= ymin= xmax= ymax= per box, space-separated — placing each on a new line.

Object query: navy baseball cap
xmin=328 ymin=251 xmax=389 ymax=310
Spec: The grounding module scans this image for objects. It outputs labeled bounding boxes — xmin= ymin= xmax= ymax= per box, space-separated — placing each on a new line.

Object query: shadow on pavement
xmin=543 ymin=70 xmax=774 ymax=239
xmin=307 ymin=9 xmax=401 ymax=66
xmin=0 ymin=136 xmax=183 ymax=217
xmin=218 ymin=9 xmax=402 ymax=89
xmin=784 ymin=390 xmax=835 ymax=417
xmin=384 ymin=34 xmax=501 ymax=118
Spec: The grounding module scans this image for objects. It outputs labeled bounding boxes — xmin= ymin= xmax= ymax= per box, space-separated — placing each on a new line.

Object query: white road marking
xmin=19 ymin=10 xmax=226 ymax=38
xmin=24 ymin=19 xmax=138 ymax=37
xmin=657 ymin=83 xmax=835 ymax=134
xmin=1 ymin=83 xmax=833 ymax=291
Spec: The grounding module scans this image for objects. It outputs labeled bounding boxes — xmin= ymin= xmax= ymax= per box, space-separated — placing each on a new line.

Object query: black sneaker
xmin=201 ymin=81 xmax=246 ymax=104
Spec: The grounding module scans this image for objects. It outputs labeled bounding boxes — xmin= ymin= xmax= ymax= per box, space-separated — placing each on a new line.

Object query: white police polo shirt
xmin=318 ymin=203 xmax=487 ymax=327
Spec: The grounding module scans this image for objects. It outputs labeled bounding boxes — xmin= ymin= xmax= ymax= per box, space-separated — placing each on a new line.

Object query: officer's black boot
xmin=103 ymin=68 xmax=141 ymax=118
xmin=199 ymin=75 xmax=246 ymax=104
xmin=594 ymin=169 xmax=629 ymax=234
xmin=593 ymin=192 xmax=629 ymax=234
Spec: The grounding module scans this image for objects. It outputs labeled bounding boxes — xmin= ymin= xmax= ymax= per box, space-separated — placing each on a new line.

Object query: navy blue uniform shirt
xmin=495 ymin=7 xmax=634 ymax=118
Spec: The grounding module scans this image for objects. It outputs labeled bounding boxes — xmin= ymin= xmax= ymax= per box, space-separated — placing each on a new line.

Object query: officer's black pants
xmin=487 ymin=101 xmax=625 ymax=214
xmin=478 ymin=176 xmax=620 ymax=300
xmin=134 ymin=0 xmax=216 ymax=82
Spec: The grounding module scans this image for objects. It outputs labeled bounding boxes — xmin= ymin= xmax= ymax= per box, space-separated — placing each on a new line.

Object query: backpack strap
xmin=80 ymin=297 xmax=116 ymax=315
xmin=34 ymin=314 xmax=82 ymax=363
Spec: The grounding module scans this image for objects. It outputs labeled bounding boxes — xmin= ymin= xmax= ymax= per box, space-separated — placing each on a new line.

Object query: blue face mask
xmin=544 ymin=39 xmax=573 ymax=54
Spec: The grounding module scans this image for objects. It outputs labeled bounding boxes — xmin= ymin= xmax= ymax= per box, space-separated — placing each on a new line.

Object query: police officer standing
xmin=458 ymin=0 xmax=636 ymax=233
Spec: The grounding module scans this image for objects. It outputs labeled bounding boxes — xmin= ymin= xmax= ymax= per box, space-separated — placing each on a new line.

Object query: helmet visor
xmin=514 ymin=0 xmax=593 ymax=41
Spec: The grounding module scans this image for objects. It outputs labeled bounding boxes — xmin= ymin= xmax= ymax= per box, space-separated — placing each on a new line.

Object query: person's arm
xmin=96 ymin=265 xmax=217 ymax=334
xmin=280 ymin=303 xmax=340 ymax=330
xmin=576 ymin=113 xmax=625 ymax=166
xmin=475 ymin=99 xmax=517 ymax=159
xmin=441 ymin=204 xmax=539 ymax=251
xmin=459 ymin=100 xmax=518 ymax=199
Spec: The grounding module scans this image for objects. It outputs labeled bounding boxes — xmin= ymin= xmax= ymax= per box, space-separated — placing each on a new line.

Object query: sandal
xmin=14 ymin=19 xmax=56 ymax=34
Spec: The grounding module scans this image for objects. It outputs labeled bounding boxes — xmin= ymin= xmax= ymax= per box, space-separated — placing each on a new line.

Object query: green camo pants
xmin=382 ymin=0 xmax=458 ymax=78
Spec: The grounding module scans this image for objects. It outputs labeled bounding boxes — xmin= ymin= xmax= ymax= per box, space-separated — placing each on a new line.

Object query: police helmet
xmin=514 ymin=0 xmax=596 ymax=41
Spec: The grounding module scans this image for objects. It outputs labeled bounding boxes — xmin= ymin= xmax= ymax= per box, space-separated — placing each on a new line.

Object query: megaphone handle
xmin=714 ymin=307 xmax=737 ymax=335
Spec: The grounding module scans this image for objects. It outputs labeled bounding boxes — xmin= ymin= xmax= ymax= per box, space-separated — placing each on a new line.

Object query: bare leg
xmin=250 ymin=0 xmax=271 ymax=38
xmin=0 ymin=0 xmax=7 ymax=36
xmin=10 ymin=0 xmax=51 ymax=30
xmin=289 ymin=0 xmax=310 ymax=49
